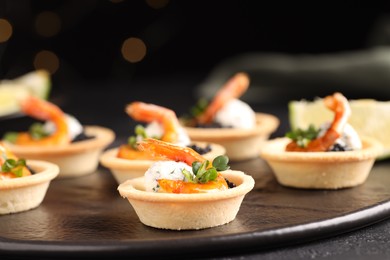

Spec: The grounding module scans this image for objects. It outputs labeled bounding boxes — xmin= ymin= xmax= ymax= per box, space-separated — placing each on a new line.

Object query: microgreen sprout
xmin=182 ymin=155 xmax=230 ymax=184
xmin=190 ymin=98 xmax=209 ymax=118
xmin=29 ymin=122 xmax=49 ymax=140
xmin=3 ymin=132 xmax=18 ymax=143
xmin=285 ymin=124 xmax=320 ymax=148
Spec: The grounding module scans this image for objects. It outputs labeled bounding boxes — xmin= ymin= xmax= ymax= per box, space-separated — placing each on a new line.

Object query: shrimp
xmin=196 ymin=72 xmax=250 ymax=124
xmin=0 ymin=142 xmax=31 ymax=179
xmin=286 ymin=92 xmax=351 ymax=152
xmin=137 ymin=138 xmax=206 ymax=166
xmin=117 ymin=144 xmax=166 ymax=161
xmin=117 ymin=102 xmax=182 ymax=160
xmin=14 ymin=96 xmax=70 ymax=146
xmin=126 ymin=102 xmax=181 ymax=143
xmin=138 ymin=138 xmax=228 ymax=194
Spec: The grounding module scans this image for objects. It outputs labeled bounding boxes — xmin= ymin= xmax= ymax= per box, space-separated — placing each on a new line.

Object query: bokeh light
xmin=35 ymin=11 xmax=61 ymax=37
xmin=145 ymin=0 xmax=170 ymax=9
xmin=0 ymin=19 xmax=13 ymax=43
xmin=33 ymin=50 xmax=60 ymax=74
xmin=121 ymin=37 xmax=147 ymax=63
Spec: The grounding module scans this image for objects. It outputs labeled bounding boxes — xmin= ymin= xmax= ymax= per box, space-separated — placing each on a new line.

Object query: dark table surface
xmin=1 ymin=76 xmax=390 ymax=260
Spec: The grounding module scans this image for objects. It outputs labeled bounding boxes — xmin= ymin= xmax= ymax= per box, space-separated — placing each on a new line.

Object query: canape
xmin=260 ymin=92 xmax=381 ymax=189
xmin=2 ymin=96 xmax=115 ymax=178
xmin=181 ymin=72 xmax=279 ymax=161
xmin=260 ymin=137 xmax=380 ymax=189
xmin=118 ymin=138 xmax=255 ymax=230
xmin=0 ymin=142 xmax=59 ymax=214
xmin=100 ymin=102 xmax=226 ymax=184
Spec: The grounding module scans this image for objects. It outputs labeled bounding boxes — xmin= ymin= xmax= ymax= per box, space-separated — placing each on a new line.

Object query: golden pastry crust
xmin=260 ymin=137 xmax=381 ymax=189
xmin=5 ymin=126 xmax=115 ymax=178
xmin=118 ymin=170 xmax=255 ymax=230
xmin=0 ymin=160 xmax=59 ymax=214
xmin=100 ymin=141 xmax=226 ymax=184
xmin=183 ymin=113 xmax=279 ymax=161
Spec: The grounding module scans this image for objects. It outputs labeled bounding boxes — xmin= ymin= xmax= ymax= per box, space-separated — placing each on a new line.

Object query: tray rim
xmin=1 ymin=199 xmax=390 ymax=258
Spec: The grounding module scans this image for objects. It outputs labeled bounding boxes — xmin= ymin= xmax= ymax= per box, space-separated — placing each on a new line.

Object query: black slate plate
xmin=1 ymin=159 xmax=390 ymax=258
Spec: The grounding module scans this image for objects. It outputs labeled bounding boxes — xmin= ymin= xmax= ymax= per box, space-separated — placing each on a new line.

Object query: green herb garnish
xmin=127 ymin=124 xmax=162 ymax=149
xmin=128 ymin=124 xmax=147 ymax=149
xmin=285 ymin=124 xmax=320 ymax=148
xmin=190 ymin=98 xmax=209 ymax=118
xmin=3 ymin=132 xmax=18 ymax=143
xmin=29 ymin=122 xmax=49 ymax=140
xmin=1 ymin=158 xmax=26 ymax=177
xmin=182 ymin=155 xmax=230 ymax=184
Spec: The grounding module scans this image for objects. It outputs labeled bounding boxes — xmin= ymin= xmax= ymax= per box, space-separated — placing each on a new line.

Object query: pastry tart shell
xmin=183 ymin=113 xmax=279 ymax=161
xmin=117 ymin=170 xmax=255 ymax=230
xmin=0 ymin=160 xmax=59 ymax=214
xmin=260 ymin=137 xmax=381 ymax=189
xmin=5 ymin=126 xmax=115 ymax=178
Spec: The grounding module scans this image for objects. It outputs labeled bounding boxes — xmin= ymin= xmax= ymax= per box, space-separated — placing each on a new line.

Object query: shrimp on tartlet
xmin=137 ymin=138 xmax=231 ymax=194
xmin=186 ymin=72 xmax=256 ymax=129
xmin=100 ymin=102 xmax=225 ymax=184
xmin=260 ymin=92 xmax=379 ymax=190
xmin=117 ymin=138 xmax=255 ymax=230
xmin=285 ymin=92 xmax=362 ymax=152
xmin=180 ymin=73 xmax=279 ymax=161
xmin=2 ymin=96 xmax=115 ymax=178
xmin=117 ymin=101 xmax=191 ymax=160
xmin=117 ymin=101 xmax=224 ymax=160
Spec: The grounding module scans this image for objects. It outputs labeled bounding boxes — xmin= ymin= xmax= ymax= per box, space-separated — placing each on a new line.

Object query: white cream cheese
xmin=144 ymin=161 xmax=193 ymax=192
xmin=214 ymin=99 xmax=256 ymax=129
xmin=142 ymin=121 xmax=191 ymax=147
xmin=318 ymin=122 xmax=362 ymax=151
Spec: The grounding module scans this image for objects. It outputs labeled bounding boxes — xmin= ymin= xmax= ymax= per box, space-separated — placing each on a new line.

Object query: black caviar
xmin=187 ymin=144 xmax=212 ymax=155
xmin=195 ymin=122 xmax=233 ymax=129
xmin=225 ymin=178 xmax=236 ymax=189
xmin=71 ymin=132 xmax=95 ymax=143
xmin=329 ymin=143 xmax=349 ymax=152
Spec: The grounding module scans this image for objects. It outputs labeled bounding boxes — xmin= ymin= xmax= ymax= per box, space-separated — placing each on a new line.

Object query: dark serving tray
xmin=1 ymin=158 xmax=390 ymax=258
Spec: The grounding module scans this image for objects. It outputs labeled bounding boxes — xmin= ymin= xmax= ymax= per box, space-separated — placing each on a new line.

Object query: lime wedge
xmin=289 ymin=98 xmax=390 ymax=159
xmin=0 ymin=70 xmax=51 ymax=117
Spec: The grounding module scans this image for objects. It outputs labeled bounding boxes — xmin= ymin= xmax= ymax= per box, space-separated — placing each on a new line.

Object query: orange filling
xmin=157 ymin=174 xmax=228 ymax=194
xmin=0 ymin=147 xmax=31 ymax=179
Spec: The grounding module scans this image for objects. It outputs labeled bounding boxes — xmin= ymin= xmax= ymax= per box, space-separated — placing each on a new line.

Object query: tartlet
xmin=183 ymin=113 xmax=279 ymax=161
xmin=6 ymin=126 xmax=115 ymax=178
xmin=118 ymin=169 xmax=254 ymax=230
xmin=100 ymin=141 xmax=226 ymax=184
xmin=260 ymin=137 xmax=381 ymax=189
xmin=0 ymin=160 xmax=59 ymax=214
xmin=100 ymin=101 xmax=227 ymax=184
xmin=182 ymin=72 xmax=279 ymax=161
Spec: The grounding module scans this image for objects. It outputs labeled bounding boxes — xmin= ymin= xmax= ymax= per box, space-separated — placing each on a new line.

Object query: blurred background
xmin=1 ymin=0 xmax=390 ymax=138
